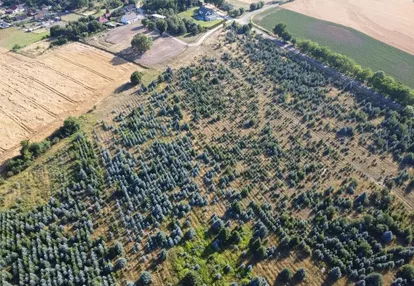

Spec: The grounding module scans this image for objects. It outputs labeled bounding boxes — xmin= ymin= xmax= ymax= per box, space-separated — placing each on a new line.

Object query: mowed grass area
xmin=253 ymin=8 xmax=414 ymax=88
xmin=61 ymin=13 xmax=84 ymax=22
xmin=178 ymin=7 xmax=223 ymax=28
xmin=0 ymin=27 xmax=49 ymax=50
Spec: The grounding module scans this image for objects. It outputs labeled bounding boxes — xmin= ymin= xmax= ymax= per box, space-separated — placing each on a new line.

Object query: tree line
xmin=50 ymin=15 xmax=104 ymax=45
xmin=273 ymin=23 xmax=414 ymax=106
xmin=5 ymin=117 xmax=80 ymax=177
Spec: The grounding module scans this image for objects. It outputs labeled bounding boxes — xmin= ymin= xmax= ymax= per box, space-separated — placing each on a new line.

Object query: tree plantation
xmin=0 ymin=26 xmax=413 ymax=286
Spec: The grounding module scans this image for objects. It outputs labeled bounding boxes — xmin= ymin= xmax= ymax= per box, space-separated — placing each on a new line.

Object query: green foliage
xmin=130 ymin=71 xmax=143 ymax=85
xmin=50 ymin=16 xmax=104 ymax=42
xmin=250 ymin=1 xmax=264 ymax=11
xmin=11 ymin=44 xmax=21 ymax=51
xmin=139 ymin=271 xmax=153 ymax=285
xmin=365 ymin=272 xmax=383 ymax=286
xmin=273 ymin=23 xmax=292 ymax=42
xmin=63 ymin=117 xmax=81 ymax=136
xmin=254 ymin=8 xmax=414 ymax=89
xmin=294 ymin=268 xmax=306 ymax=281
xmin=397 ymin=264 xmax=414 ymax=281
xmin=278 ymin=268 xmax=293 ymax=283
xmin=5 ymin=116 xmax=79 ymax=177
xmin=131 ymin=34 xmax=153 ymax=53
xmin=181 ymin=270 xmax=202 ymax=286
xmin=156 ymin=18 xmax=168 ymax=35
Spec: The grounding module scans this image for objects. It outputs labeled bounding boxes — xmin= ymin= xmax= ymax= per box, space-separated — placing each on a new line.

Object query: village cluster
xmin=0 ymin=1 xmax=223 ymax=32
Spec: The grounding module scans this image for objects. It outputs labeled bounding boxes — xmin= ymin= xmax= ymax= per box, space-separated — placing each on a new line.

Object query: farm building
xmin=121 ymin=12 xmax=139 ymax=24
xmin=196 ymin=5 xmax=219 ymax=21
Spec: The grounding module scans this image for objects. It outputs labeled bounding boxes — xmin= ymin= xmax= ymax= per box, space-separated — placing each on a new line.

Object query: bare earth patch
xmin=0 ymin=42 xmax=139 ymax=164
xmin=283 ymin=0 xmax=414 ymax=55
xmin=86 ymin=22 xmax=187 ymax=66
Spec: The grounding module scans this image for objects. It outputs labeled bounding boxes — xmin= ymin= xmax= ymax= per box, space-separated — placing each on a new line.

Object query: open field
xmin=86 ymin=22 xmax=187 ymax=66
xmin=0 ymin=43 xmax=139 ymax=164
xmin=178 ymin=7 xmax=224 ymax=28
xmin=283 ymin=0 xmax=414 ymax=56
xmin=253 ymin=8 xmax=414 ymax=88
xmin=60 ymin=12 xmax=84 ymax=22
xmin=0 ymin=27 xmax=49 ymax=50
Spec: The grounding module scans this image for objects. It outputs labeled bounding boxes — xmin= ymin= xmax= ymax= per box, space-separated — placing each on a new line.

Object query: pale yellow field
xmin=0 ymin=43 xmax=139 ymax=163
xmin=283 ymin=0 xmax=414 ymax=55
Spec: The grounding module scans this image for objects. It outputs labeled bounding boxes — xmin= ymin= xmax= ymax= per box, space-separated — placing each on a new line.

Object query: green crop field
xmin=178 ymin=7 xmax=223 ymax=28
xmin=0 ymin=27 xmax=49 ymax=50
xmin=253 ymin=8 xmax=414 ymax=88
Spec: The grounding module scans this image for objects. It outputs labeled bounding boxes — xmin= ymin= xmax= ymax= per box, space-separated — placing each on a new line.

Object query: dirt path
xmin=283 ymin=0 xmax=414 ymax=55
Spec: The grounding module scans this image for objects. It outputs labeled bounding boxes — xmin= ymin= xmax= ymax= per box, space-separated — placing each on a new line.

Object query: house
xmin=34 ymin=8 xmax=50 ymax=21
xmin=120 ymin=12 xmax=138 ymax=24
xmin=196 ymin=5 xmax=218 ymax=21
xmin=6 ymin=3 xmax=25 ymax=14
xmin=0 ymin=21 xmax=9 ymax=28
xmin=27 ymin=8 xmax=36 ymax=16
xmin=97 ymin=16 xmax=108 ymax=23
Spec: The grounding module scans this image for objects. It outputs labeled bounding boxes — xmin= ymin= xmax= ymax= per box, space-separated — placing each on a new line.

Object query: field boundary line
xmin=2 ymin=62 xmax=77 ymax=104
xmin=0 ymin=77 xmax=59 ymax=119
xmin=79 ymin=40 xmax=151 ymax=70
xmin=53 ymin=54 xmax=115 ymax=82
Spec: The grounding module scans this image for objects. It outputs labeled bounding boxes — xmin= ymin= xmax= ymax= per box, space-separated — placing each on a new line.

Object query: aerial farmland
xmin=0 ymin=0 xmax=413 ymax=286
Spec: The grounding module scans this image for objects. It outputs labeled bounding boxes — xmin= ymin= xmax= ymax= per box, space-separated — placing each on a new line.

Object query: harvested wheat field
xmin=283 ymin=0 xmax=414 ymax=55
xmin=0 ymin=43 xmax=138 ymax=163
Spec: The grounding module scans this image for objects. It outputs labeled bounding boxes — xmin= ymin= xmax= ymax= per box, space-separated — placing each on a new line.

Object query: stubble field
xmin=0 ymin=43 xmax=139 ymax=164
xmin=282 ymin=0 xmax=414 ymax=56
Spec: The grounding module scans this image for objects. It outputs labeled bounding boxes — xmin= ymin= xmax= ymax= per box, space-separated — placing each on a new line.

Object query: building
xmin=149 ymin=14 xmax=166 ymax=20
xmin=13 ymin=14 xmax=27 ymax=21
xmin=120 ymin=12 xmax=138 ymax=24
xmin=34 ymin=9 xmax=50 ymax=21
xmin=196 ymin=5 xmax=218 ymax=21
xmin=97 ymin=16 xmax=108 ymax=24
xmin=6 ymin=3 xmax=25 ymax=14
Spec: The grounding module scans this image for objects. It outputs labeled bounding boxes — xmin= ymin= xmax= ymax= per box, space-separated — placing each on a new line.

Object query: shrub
xmin=63 ymin=117 xmax=80 ymax=136
xmin=181 ymin=270 xmax=202 ymax=286
xmin=249 ymin=276 xmax=269 ymax=286
xmin=365 ymin=272 xmax=384 ymax=286
xmin=295 ymin=268 xmax=306 ymax=281
xmin=130 ymin=71 xmax=143 ymax=85
xmin=329 ymin=267 xmax=342 ymax=281
xmin=278 ymin=268 xmax=293 ymax=283
xmin=381 ymin=231 xmax=394 ymax=244
xmin=114 ymin=257 xmax=127 ymax=270
xmin=139 ymin=271 xmax=152 ymax=285
xmin=397 ymin=264 xmax=414 ymax=281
